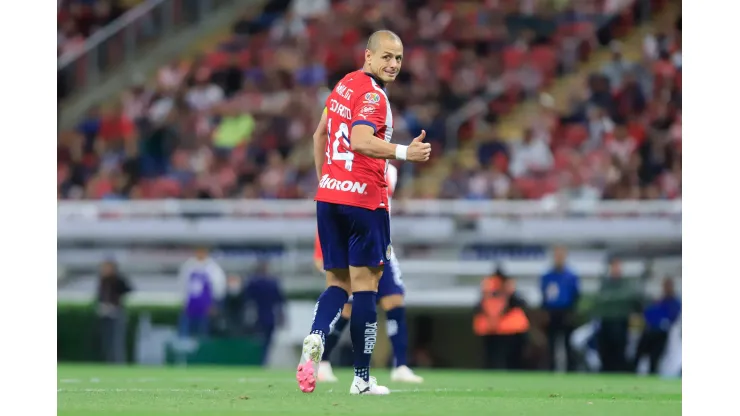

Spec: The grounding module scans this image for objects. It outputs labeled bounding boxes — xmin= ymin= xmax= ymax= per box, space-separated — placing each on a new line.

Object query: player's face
xmin=366 ymin=39 xmax=403 ymax=83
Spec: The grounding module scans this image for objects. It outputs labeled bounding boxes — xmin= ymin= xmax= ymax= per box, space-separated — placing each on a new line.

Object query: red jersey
xmin=315 ymin=164 xmax=398 ymax=262
xmin=315 ymin=70 xmax=394 ymax=211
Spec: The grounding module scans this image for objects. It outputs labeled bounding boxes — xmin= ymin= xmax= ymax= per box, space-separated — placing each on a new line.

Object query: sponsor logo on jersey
xmin=364 ymin=92 xmax=380 ymax=104
xmin=360 ymin=105 xmax=376 ymax=115
xmin=319 ymin=174 xmax=368 ymax=194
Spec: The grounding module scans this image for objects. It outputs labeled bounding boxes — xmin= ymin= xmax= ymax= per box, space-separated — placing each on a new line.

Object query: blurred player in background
xmin=177 ymin=246 xmax=226 ymax=339
xmin=296 ymin=30 xmax=431 ymax=395
xmin=314 ymin=163 xmax=424 ymax=384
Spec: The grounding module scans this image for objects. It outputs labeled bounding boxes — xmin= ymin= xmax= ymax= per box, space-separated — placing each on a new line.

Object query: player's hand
xmin=407 ymin=130 xmax=432 ymax=162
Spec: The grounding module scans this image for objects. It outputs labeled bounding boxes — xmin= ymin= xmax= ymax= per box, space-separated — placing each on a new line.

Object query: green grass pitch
xmin=58 ymin=364 xmax=681 ymax=416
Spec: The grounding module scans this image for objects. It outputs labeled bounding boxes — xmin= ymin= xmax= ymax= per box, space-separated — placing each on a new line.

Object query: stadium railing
xmin=57 ymin=199 xmax=681 ymax=218
xmin=57 ymin=0 xmax=234 ymax=97
xmin=57 ymin=199 xmax=681 ymax=246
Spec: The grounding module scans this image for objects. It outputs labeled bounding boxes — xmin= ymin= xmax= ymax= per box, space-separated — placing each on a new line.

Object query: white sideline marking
xmin=390 ymin=388 xmax=476 ymax=393
xmin=59 ymin=379 xmax=81 ymax=383
xmin=58 ymin=388 xmax=218 ymax=393
xmin=57 ymin=377 xmax=274 ymax=384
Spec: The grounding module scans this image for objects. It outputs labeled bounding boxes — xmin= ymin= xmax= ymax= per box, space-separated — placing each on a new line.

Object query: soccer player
xmin=314 ymin=163 xmax=424 ymax=384
xmin=296 ymin=30 xmax=431 ymax=395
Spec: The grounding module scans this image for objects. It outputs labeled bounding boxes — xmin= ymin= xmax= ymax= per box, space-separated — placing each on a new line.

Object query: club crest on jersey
xmin=386 ymin=244 xmax=393 ymax=261
xmin=364 ymin=92 xmax=380 ymax=104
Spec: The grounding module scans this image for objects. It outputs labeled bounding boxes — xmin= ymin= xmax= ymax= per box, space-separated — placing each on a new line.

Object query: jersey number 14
xmin=326 ymin=119 xmax=354 ymax=171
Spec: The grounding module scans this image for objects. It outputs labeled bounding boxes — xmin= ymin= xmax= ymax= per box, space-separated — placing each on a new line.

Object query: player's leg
xmin=297 ymin=202 xmax=351 ymax=393
xmin=378 ymin=261 xmax=424 ymax=383
xmin=318 ymin=302 xmax=351 ymax=382
xmin=346 ymin=206 xmax=391 ymax=395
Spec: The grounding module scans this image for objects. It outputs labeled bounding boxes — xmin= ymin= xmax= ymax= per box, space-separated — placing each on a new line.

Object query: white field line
xmin=58 ymin=388 xmax=219 ymax=393
xmin=58 ymin=377 xmax=274 ymax=384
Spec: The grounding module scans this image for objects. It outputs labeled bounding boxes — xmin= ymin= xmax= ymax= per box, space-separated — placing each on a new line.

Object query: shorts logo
xmin=386 ymin=244 xmax=393 ymax=261
xmin=364 ymin=92 xmax=380 ymax=104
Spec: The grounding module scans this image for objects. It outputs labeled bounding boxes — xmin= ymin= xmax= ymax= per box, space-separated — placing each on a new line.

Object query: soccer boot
xmin=390 ymin=365 xmax=424 ymax=383
xmin=318 ymin=361 xmax=339 ymax=382
xmin=349 ymin=376 xmax=390 ymax=395
xmin=296 ymin=334 xmax=324 ymax=393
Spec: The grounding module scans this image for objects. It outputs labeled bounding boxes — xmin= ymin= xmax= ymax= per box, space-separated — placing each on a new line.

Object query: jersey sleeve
xmin=350 ymin=88 xmax=388 ymax=134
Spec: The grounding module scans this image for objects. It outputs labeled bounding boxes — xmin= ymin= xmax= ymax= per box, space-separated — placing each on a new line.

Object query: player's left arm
xmin=312 ymin=108 xmax=328 ymax=180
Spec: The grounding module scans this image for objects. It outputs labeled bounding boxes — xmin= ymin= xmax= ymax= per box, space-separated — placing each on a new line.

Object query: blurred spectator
xmin=474 ymin=267 xmax=530 ymax=370
xmin=540 ymin=246 xmax=580 ymax=372
xmin=606 ymin=124 xmax=637 ymax=166
xmin=177 ymin=247 xmax=227 ymax=339
xmin=291 ymin=0 xmax=330 ymax=19
xmin=509 ymin=128 xmax=553 ymax=178
xmin=591 ymin=257 xmax=644 ymax=373
xmin=633 ymin=277 xmax=681 ymax=374
xmin=221 ymin=274 xmax=248 ymax=337
xmin=95 ymin=259 xmax=133 ymax=364
xmin=243 ymin=261 xmax=286 ymax=366
xmin=601 ymin=41 xmax=633 ymax=91
xmin=185 ymin=68 xmax=224 ymax=112
xmin=269 ymin=10 xmax=308 ymax=44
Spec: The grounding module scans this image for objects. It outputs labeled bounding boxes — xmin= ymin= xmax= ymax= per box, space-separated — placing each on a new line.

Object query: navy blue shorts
xmin=316 ymin=201 xmax=391 ymax=270
xmin=377 ymin=253 xmax=405 ymax=297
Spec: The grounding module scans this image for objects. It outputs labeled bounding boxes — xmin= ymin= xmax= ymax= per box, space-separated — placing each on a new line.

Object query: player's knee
xmin=380 ymin=294 xmax=404 ymax=311
xmin=341 ymin=303 xmax=352 ymax=318
xmin=349 ymin=266 xmax=382 ymax=292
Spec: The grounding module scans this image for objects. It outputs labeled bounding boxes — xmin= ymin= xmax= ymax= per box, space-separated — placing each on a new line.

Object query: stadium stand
xmin=447 ymin=8 xmax=681 ymax=201
xmin=57 ymin=1 xmax=142 ymax=55
xmin=57 ymin=0 xmax=678 ymax=201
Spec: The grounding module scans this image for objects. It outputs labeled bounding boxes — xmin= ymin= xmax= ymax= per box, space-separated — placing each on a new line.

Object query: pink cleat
xmin=296 ymin=363 xmax=316 ymax=393
xmin=296 ymin=334 xmax=323 ymax=393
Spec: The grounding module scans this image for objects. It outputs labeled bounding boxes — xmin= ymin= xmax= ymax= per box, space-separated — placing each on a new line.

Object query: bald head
xmin=366 ymin=30 xmax=402 ymax=52
xmin=364 ymin=30 xmax=404 ymax=83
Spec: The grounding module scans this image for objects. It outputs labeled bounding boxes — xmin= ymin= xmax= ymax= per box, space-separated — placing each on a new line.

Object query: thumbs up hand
xmin=406 ymin=130 xmax=431 ymax=162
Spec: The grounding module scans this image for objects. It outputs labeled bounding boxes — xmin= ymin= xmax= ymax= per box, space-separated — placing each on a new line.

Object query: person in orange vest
xmin=473 ymin=267 xmax=530 ymax=370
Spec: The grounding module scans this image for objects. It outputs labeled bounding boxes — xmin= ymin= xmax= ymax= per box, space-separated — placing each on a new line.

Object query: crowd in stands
xmin=450 ymin=12 xmax=681 ymax=201
xmin=57 ymin=0 xmax=679 ymax=202
xmin=57 ymin=0 xmax=141 ymax=56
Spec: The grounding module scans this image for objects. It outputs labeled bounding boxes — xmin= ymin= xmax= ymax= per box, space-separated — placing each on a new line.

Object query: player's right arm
xmin=313 ymin=108 xmax=329 ymax=180
xmin=349 ymin=125 xmax=430 ymax=162
xmin=348 ymin=92 xmax=431 ymax=162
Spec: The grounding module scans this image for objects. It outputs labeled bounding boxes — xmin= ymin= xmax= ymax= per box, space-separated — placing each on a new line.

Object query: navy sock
xmin=350 ymin=291 xmax=377 ymax=382
xmin=386 ymin=307 xmax=409 ymax=367
xmin=321 ymin=315 xmax=349 ymax=361
xmin=310 ymin=286 xmax=349 ymax=344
